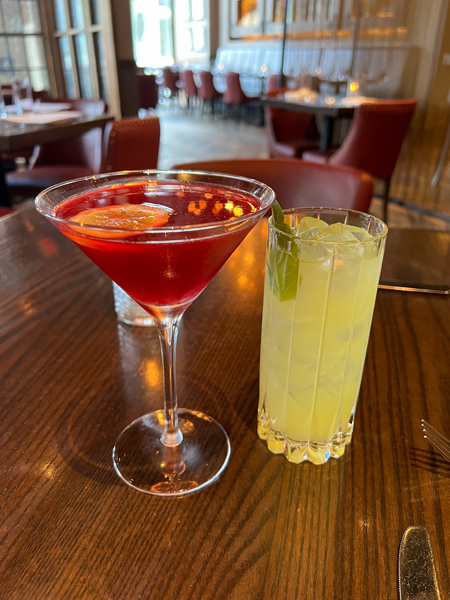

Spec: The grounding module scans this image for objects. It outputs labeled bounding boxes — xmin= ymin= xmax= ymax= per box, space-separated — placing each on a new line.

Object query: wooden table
xmin=1 ymin=207 xmax=449 ymax=600
xmin=262 ymin=94 xmax=355 ymax=151
xmin=0 ymin=113 xmax=113 ymax=206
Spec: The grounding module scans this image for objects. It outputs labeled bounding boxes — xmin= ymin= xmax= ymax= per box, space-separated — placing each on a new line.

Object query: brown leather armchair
xmin=101 ymin=114 xmax=160 ymax=172
xmin=303 ymin=99 xmax=416 ymax=222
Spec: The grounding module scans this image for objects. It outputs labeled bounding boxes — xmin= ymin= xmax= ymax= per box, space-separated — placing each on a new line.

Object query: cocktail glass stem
xmin=155 ymin=316 xmax=183 ymax=447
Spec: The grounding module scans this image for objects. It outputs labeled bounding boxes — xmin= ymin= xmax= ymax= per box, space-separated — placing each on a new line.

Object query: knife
xmin=398 ymin=526 xmax=442 ymax=599
xmin=379 ymin=280 xmax=450 ymax=295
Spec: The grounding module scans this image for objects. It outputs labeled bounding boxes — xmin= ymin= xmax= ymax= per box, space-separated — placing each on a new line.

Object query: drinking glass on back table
xmin=12 ymin=77 xmax=33 ymax=114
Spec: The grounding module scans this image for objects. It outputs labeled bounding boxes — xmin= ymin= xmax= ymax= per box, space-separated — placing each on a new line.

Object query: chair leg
xmin=382 ymin=177 xmax=391 ymax=224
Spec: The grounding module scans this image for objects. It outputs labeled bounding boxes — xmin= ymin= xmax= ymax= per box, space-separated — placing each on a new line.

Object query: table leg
xmin=0 ymin=158 xmax=12 ymax=207
xmin=320 ymin=116 xmax=334 ymax=151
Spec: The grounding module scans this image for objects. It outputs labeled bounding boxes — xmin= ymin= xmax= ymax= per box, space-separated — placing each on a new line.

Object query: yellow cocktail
xmin=258 ymin=208 xmax=387 ymax=464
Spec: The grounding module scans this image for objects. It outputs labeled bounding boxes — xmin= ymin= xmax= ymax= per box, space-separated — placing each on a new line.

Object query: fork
xmin=421 ymin=419 xmax=450 ymax=462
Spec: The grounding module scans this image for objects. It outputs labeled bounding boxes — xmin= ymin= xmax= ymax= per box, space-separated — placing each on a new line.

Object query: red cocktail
xmin=36 ymin=171 xmax=275 ymax=496
xmin=55 ymin=180 xmax=259 ymax=313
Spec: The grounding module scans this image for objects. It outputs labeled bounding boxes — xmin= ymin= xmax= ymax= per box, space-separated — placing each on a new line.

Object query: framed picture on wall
xmin=230 ymin=0 xmax=264 ymax=38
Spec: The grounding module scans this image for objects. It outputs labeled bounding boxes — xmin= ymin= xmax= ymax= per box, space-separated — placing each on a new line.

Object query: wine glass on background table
xmin=35 ymin=170 xmax=275 ymax=497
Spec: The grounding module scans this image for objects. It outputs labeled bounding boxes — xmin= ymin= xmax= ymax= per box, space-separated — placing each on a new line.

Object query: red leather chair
xmin=172 ymin=158 xmax=374 ymax=212
xmin=101 ymin=115 xmax=160 ymax=172
xmin=303 ymin=99 xmax=416 ymax=222
xmin=161 ymin=67 xmax=180 ymax=101
xmin=224 ymin=72 xmax=259 ymax=121
xmin=7 ymin=99 xmax=107 ymax=199
xmin=266 ymin=74 xmax=282 ymax=93
xmin=265 ymin=88 xmax=320 ymax=158
xmin=197 ymin=71 xmax=222 ymax=115
xmin=137 ymin=73 xmax=158 ymax=110
xmin=179 ymin=69 xmax=198 ymax=109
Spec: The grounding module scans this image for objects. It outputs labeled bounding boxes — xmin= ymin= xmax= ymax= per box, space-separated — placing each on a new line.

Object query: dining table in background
xmin=262 ymin=93 xmax=355 ymax=151
xmin=0 ymin=205 xmax=449 ymax=599
xmin=0 ymin=112 xmax=113 ymax=206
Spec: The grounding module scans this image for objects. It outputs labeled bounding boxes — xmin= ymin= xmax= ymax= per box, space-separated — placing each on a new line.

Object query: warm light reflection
xmin=39 ymin=237 xmax=57 ymax=257
xmin=325 ymin=96 xmax=336 ymax=105
xmin=238 ymin=275 xmax=255 ymax=291
xmin=23 ymin=218 xmax=34 ymax=233
xmin=261 ymin=64 xmax=268 ymax=73
xmin=244 ymin=253 xmax=255 ymax=265
xmin=261 ymin=220 xmax=268 ymax=237
xmin=143 ymin=360 xmax=160 ymax=387
xmin=20 ymin=299 xmax=34 ymax=316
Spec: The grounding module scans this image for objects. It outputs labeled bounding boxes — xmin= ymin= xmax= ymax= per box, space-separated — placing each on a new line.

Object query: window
xmin=0 ymin=0 xmax=49 ymax=90
xmin=52 ymin=0 xmax=107 ymax=99
xmin=131 ymin=0 xmax=175 ymax=68
xmin=131 ymin=0 xmax=209 ymax=67
xmin=174 ymin=0 xmax=209 ymax=61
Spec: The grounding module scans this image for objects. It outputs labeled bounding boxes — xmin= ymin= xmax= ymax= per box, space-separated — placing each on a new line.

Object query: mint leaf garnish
xmin=267 ymin=201 xmax=300 ymax=302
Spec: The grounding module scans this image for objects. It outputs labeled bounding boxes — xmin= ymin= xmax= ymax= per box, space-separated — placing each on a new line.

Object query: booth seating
xmin=214 ymin=45 xmax=418 ymax=99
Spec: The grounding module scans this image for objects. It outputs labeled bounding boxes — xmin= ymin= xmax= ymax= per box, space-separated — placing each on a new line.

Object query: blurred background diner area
xmin=0 ymin=0 xmax=449 ymax=229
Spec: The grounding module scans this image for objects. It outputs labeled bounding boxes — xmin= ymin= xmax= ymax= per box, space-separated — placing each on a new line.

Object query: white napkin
xmin=32 ymin=102 xmax=72 ymax=113
xmin=284 ymin=88 xmax=318 ymax=103
xmin=4 ymin=110 xmax=84 ymax=124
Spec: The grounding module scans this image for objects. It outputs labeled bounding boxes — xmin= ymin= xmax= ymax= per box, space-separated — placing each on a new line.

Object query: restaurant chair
xmin=303 ymin=99 xmax=417 ymax=222
xmin=137 ymin=73 xmax=158 ymax=110
xmin=6 ymin=99 xmax=107 ymax=200
xmin=264 ymin=88 xmax=320 ymax=158
xmin=101 ymin=114 xmax=160 ymax=172
xmin=224 ymin=72 xmax=260 ymax=122
xmin=172 ymin=158 xmax=374 ymax=212
xmin=266 ymin=74 xmax=282 ymax=93
xmin=161 ymin=67 xmax=180 ymax=102
xmin=179 ymin=69 xmax=198 ymax=111
xmin=197 ymin=71 xmax=222 ymax=116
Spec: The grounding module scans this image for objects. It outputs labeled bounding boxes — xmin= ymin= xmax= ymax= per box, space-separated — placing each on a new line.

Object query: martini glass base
xmin=112 ymin=408 xmax=231 ymax=497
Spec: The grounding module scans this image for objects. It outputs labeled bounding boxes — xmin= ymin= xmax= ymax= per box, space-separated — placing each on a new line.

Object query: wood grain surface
xmin=0 ymin=207 xmax=449 ymax=600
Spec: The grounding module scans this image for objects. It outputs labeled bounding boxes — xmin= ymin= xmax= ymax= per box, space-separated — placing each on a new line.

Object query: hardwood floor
xmin=156 ymin=104 xmax=450 ymax=231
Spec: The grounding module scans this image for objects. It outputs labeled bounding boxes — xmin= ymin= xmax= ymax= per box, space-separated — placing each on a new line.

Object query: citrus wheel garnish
xmin=68 ymin=203 xmax=171 ymax=238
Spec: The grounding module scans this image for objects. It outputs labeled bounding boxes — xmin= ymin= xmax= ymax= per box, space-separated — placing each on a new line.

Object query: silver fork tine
xmin=421 ymin=419 xmax=450 ymax=462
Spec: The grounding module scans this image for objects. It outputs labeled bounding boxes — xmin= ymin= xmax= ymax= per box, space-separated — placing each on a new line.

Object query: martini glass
xmin=35 ymin=170 xmax=275 ymax=496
